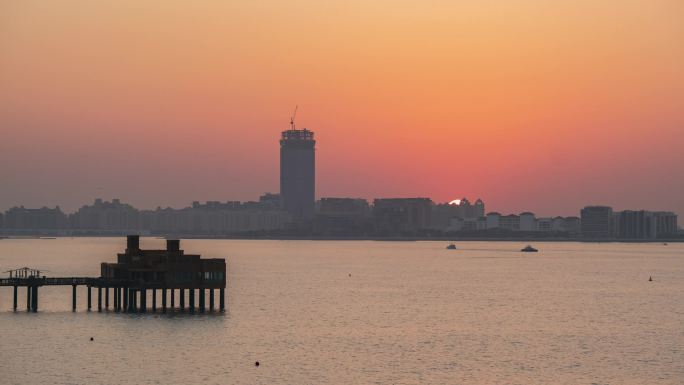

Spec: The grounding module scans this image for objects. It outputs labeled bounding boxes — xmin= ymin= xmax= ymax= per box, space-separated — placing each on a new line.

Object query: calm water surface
xmin=1 ymin=238 xmax=683 ymax=384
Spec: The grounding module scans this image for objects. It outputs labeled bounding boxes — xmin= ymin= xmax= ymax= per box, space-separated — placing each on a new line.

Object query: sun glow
xmin=449 ymin=199 xmax=462 ymax=206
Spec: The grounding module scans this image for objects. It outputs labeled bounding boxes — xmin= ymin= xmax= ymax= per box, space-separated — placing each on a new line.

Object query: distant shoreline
xmin=1 ymin=234 xmax=682 ymax=243
xmin=172 ymin=236 xmax=684 ymax=243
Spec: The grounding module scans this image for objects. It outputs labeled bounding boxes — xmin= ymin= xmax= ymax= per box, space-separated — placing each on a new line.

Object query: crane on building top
xmin=290 ymin=105 xmax=298 ymax=130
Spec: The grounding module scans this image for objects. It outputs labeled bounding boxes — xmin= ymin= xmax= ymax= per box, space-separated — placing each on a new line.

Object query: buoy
xmin=255 ymin=361 xmax=260 ymax=367
xmin=649 ymin=276 xmax=652 ymax=282
xmin=90 ymin=337 xmax=94 ymax=341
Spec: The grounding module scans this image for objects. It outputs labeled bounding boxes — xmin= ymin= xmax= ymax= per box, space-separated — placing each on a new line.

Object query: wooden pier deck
xmin=1 ymin=276 xmax=225 ymax=313
xmin=1 ymin=277 xmax=110 ymax=286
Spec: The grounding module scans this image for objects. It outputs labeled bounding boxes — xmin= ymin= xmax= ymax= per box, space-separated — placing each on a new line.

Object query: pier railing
xmin=0 ymin=277 xmax=130 ymax=287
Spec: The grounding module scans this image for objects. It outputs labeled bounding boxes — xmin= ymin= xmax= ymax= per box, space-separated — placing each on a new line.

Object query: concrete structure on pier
xmin=101 ymin=236 xmax=225 ymax=290
xmin=1 ymin=236 xmax=226 ymax=313
xmin=99 ymin=235 xmax=226 ymax=313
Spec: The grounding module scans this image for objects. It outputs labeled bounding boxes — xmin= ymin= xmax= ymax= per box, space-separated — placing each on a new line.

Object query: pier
xmin=1 ymin=236 xmax=226 ymax=313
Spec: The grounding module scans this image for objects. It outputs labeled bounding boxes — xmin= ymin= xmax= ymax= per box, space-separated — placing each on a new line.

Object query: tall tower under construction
xmin=280 ymin=121 xmax=316 ymax=222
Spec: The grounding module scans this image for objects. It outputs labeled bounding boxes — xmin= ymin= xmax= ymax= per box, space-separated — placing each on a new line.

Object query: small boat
xmin=521 ymin=245 xmax=538 ymax=252
xmin=446 ymin=244 xmax=457 ymax=250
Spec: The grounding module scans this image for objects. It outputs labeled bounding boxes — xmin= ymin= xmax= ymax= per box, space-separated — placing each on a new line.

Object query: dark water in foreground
xmin=1 ymin=238 xmax=683 ymax=384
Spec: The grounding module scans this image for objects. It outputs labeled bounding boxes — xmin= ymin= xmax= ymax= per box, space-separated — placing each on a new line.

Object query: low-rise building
xmin=613 ymin=210 xmax=678 ymax=239
xmin=431 ymin=198 xmax=486 ymax=230
xmin=70 ymin=198 xmax=140 ymax=233
xmin=564 ymin=216 xmax=581 ymax=234
xmin=145 ymin=201 xmax=291 ymax=235
xmin=2 ymin=206 xmax=68 ymax=232
xmin=431 ymin=203 xmax=460 ymax=230
xmin=447 ymin=217 xmax=486 ymax=232
xmin=581 ymin=206 xmax=613 ymax=239
xmin=615 ymin=210 xmax=654 ymax=239
xmin=486 ymin=212 xmax=501 ymax=229
xmin=653 ymin=211 xmax=678 ymax=237
xmin=536 ymin=217 xmax=552 ymax=232
xmin=455 ymin=198 xmax=485 ymax=219
xmin=373 ymin=198 xmax=433 ymax=234
xmin=315 ymin=198 xmax=372 ymax=235
xmin=499 ymin=214 xmax=520 ymax=231
xmin=519 ymin=212 xmax=536 ymax=231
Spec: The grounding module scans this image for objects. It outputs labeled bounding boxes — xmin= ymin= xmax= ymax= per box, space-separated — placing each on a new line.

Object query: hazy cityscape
xmin=1 ymin=129 xmax=679 ymax=240
xmin=3 ymin=2 xmax=684 ymax=384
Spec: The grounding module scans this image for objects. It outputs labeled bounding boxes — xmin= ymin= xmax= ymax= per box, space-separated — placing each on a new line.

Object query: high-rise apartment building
xmin=280 ymin=128 xmax=316 ymax=221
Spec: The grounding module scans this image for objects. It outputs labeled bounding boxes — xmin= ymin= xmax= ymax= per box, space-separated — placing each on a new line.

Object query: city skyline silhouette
xmin=2 ymin=1 xmax=683 ymax=217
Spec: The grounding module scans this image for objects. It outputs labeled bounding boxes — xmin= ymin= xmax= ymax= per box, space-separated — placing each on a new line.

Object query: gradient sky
xmin=1 ymin=0 xmax=683 ymax=216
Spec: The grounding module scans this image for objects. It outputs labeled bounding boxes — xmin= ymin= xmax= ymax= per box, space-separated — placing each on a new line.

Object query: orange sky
xmin=1 ymin=0 xmax=683 ymax=216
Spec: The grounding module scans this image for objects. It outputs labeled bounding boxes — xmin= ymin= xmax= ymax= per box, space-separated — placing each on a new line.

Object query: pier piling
xmin=131 ymin=289 xmax=137 ymax=312
xmin=140 ymin=289 xmax=146 ymax=313
xmin=189 ymin=288 xmax=195 ymax=312
xmin=31 ymin=286 xmax=38 ymax=312
xmin=2 ymin=282 xmax=226 ymax=313
xmin=162 ymin=288 xmax=167 ymax=312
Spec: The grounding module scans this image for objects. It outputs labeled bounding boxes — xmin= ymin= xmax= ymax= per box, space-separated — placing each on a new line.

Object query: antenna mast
xmin=290 ymin=105 xmax=298 ymax=130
